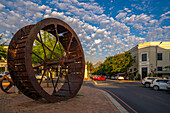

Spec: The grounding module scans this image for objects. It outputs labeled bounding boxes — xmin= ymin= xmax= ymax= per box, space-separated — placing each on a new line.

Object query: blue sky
xmin=0 ymin=0 xmax=170 ymax=64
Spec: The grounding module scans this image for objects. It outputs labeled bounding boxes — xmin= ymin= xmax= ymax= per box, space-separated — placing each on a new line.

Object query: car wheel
xmin=145 ymin=83 xmax=150 ymax=88
xmin=153 ymin=86 xmax=159 ymax=91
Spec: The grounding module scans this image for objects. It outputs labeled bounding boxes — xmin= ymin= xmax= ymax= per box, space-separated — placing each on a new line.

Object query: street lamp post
xmin=155 ymin=41 xmax=162 ymax=77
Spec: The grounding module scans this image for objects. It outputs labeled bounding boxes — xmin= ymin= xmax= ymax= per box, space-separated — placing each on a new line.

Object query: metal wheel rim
xmin=153 ymin=86 xmax=159 ymax=91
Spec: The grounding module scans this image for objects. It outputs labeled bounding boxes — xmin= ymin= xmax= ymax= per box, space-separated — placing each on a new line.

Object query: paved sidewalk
xmin=0 ymin=86 xmax=120 ymax=113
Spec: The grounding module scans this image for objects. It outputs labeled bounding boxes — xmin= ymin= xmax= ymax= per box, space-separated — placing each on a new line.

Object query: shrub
xmin=130 ymin=73 xmax=134 ymax=80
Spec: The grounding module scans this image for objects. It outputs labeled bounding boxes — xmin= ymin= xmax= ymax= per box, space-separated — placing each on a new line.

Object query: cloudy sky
xmin=0 ymin=0 xmax=170 ymax=64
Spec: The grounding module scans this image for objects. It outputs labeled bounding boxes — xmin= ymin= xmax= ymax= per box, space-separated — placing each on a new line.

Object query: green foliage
xmin=0 ymin=34 xmax=8 ymax=62
xmin=147 ymin=73 xmax=151 ymax=77
xmin=130 ymin=73 xmax=134 ymax=80
xmin=137 ymin=74 xmax=141 ymax=80
xmin=111 ymin=51 xmax=134 ymax=73
xmin=86 ymin=61 xmax=94 ymax=74
xmin=92 ymin=51 xmax=135 ymax=76
xmin=32 ymin=31 xmax=64 ymax=65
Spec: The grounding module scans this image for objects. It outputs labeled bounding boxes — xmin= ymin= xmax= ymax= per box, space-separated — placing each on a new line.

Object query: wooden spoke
xmin=46 ymin=60 xmax=61 ymax=65
xmin=35 ymin=36 xmax=60 ymax=59
xmin=66 ymin=36 xmax=73 ymax=54
xmin=55 ymin=25 xmax=63 ymax=58
xmin=65 ymin=67 xmax=72 ymax=94
xmin=34 ymin=65 xmax=53 ymax=74
xmin=39 ymin=69 xmax=47 ymax=85
xmin=39 ymin=32 xmax=47 ymax=59
xmin=50 ymin=37 xmax=58 ymax=59
xmin=33 ymin=63 xmax=44 ymax=69
xmin=49 ymin=70 xmax=55 ymax=90
xmin=65 ymin=55 xmax=83 ymax=63
xmin=32 ymin=51 xmax=45 ymax=62
xmin=53 ymin=66 xmax=62 ymax=92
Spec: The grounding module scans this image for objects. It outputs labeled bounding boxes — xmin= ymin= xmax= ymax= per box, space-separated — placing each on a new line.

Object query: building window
xmin=157 ymin=53 xmax=162 ymax=60
xmin=130 ymin=69 xmax=132 ymax=72
xmin=142 ymin=54 xmax=147 ymax=61
xmin=157 ymin=67 xmax=162 ymax=71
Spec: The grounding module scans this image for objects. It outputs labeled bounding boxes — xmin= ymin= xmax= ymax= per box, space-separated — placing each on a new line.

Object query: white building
xmin=129 ymin=42 xmax=170 ymax=79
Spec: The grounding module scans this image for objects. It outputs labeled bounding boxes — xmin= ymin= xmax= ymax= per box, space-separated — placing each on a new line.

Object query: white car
xmin=150 ymin=79 xmax=170 ymax=91
xmin=118 ymin=76 xmax=124 ymax=80
xmin=141 ymin=77 xmax=160 ymax=88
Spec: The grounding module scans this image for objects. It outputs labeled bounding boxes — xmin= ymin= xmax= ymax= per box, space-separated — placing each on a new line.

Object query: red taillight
xmin=168 ymin=82 xmax=170 ymax=84
xmin=142 ymin=79 xmax=145 ymax=81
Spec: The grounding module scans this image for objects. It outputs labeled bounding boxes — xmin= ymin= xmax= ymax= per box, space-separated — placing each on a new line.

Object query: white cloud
xmin=38 ymin=5 xmax=49 ymax=10
xmin=161 ymin=11 xmax=170 ymax=17
xmin=0 ymin=3 xmax=5 ymax=9
xmin=163 ymin=26 xmax=170 ymax=29
xmin=85 ymin=36 xmax=91 ymax=40
xmin=33 ymin=12 xmax=43 ymax=19
xmin=44 ymin=14 xmax=50 ymax=18
xmin=45 ymin=9 xmax=51 ymax=14
xmin=10 ymin=11 xmax=20 ymax=17
xmin=124 ymin=8 xmax=131 ymax=12
xmin=82 ymin=14 xmax=93 ymax=21
xmin=148 ymin=20 xmax=158 ymax=26
xmin=51 ymin=11 xmax=65 ymax=18
xmin=91 ymin=48 xmax=96 ymax=51
xmin=94 ymin=39 xmax=101 ymax=44
xmin=116 ymin=12 xmax=127 ymax=19
xmin=100 ymin=19 xmax=110 ymax=24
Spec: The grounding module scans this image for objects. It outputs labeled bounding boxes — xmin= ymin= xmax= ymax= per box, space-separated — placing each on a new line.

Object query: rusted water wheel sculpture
xmin=7 ymin=18 xmax=85 ymax=102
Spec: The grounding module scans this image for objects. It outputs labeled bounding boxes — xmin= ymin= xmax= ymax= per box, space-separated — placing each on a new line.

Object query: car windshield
xmin=148 ymin=78 xmax=156 ymax=80
xmin=157 ymin=80 xmax=169 ymax=83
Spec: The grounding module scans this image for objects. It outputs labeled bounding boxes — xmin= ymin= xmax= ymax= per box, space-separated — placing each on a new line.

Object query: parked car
xmin=166 ymin=81 xmax=170 ymax=92
xmin=114 ymin=75 xmax=124 ymax=80
xmin=97 ymin=76 xmax=106 ymax=81
xmin=93 ymin=75 xmax=98 ymax=80
xmin=141 ymin=77 xmax=160 ymax=88
xmin=118 ymin=76 xmax=124 ymax=80
xmin=150 ymin=79 xmax=170 ymax=91
xmin=93 ymin=75 xmax=106 ymax=81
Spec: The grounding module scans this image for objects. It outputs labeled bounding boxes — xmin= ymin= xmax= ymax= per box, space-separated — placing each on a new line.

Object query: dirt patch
xmin=0 ymin=86 xmax=119 ymax=113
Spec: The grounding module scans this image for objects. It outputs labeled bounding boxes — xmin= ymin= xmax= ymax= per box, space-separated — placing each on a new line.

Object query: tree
xmin=32 ymin=31 xmax=64 ymax=65
xmin=86 ymin=61 xmax=94 ymax=74
xmin=111 ymin=51 xmax=134 ymax=74
xmin=92 ymin=51 xmax=134 ymax=76
xmin=0 ymin=34 xmax=8 ymax=62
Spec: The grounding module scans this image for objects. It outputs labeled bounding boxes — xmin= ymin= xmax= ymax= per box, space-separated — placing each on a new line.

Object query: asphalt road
xmin=83 ymin=80 xmax=170 ymax=113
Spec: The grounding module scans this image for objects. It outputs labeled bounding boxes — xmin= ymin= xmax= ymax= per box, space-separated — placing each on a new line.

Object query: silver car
xmin=141 ymin=77 xmax=160 ymax=88
xmin=150 ymin=79 xmax=170 ymax=91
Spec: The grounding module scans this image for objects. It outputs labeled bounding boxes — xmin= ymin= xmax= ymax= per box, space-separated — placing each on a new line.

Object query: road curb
xmin=100 ymin=89 xmax=129 ymax=113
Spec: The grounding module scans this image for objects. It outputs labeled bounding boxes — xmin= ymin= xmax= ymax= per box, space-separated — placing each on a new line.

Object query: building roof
xmin=138 ymin=42 xmax=170 ymax=49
